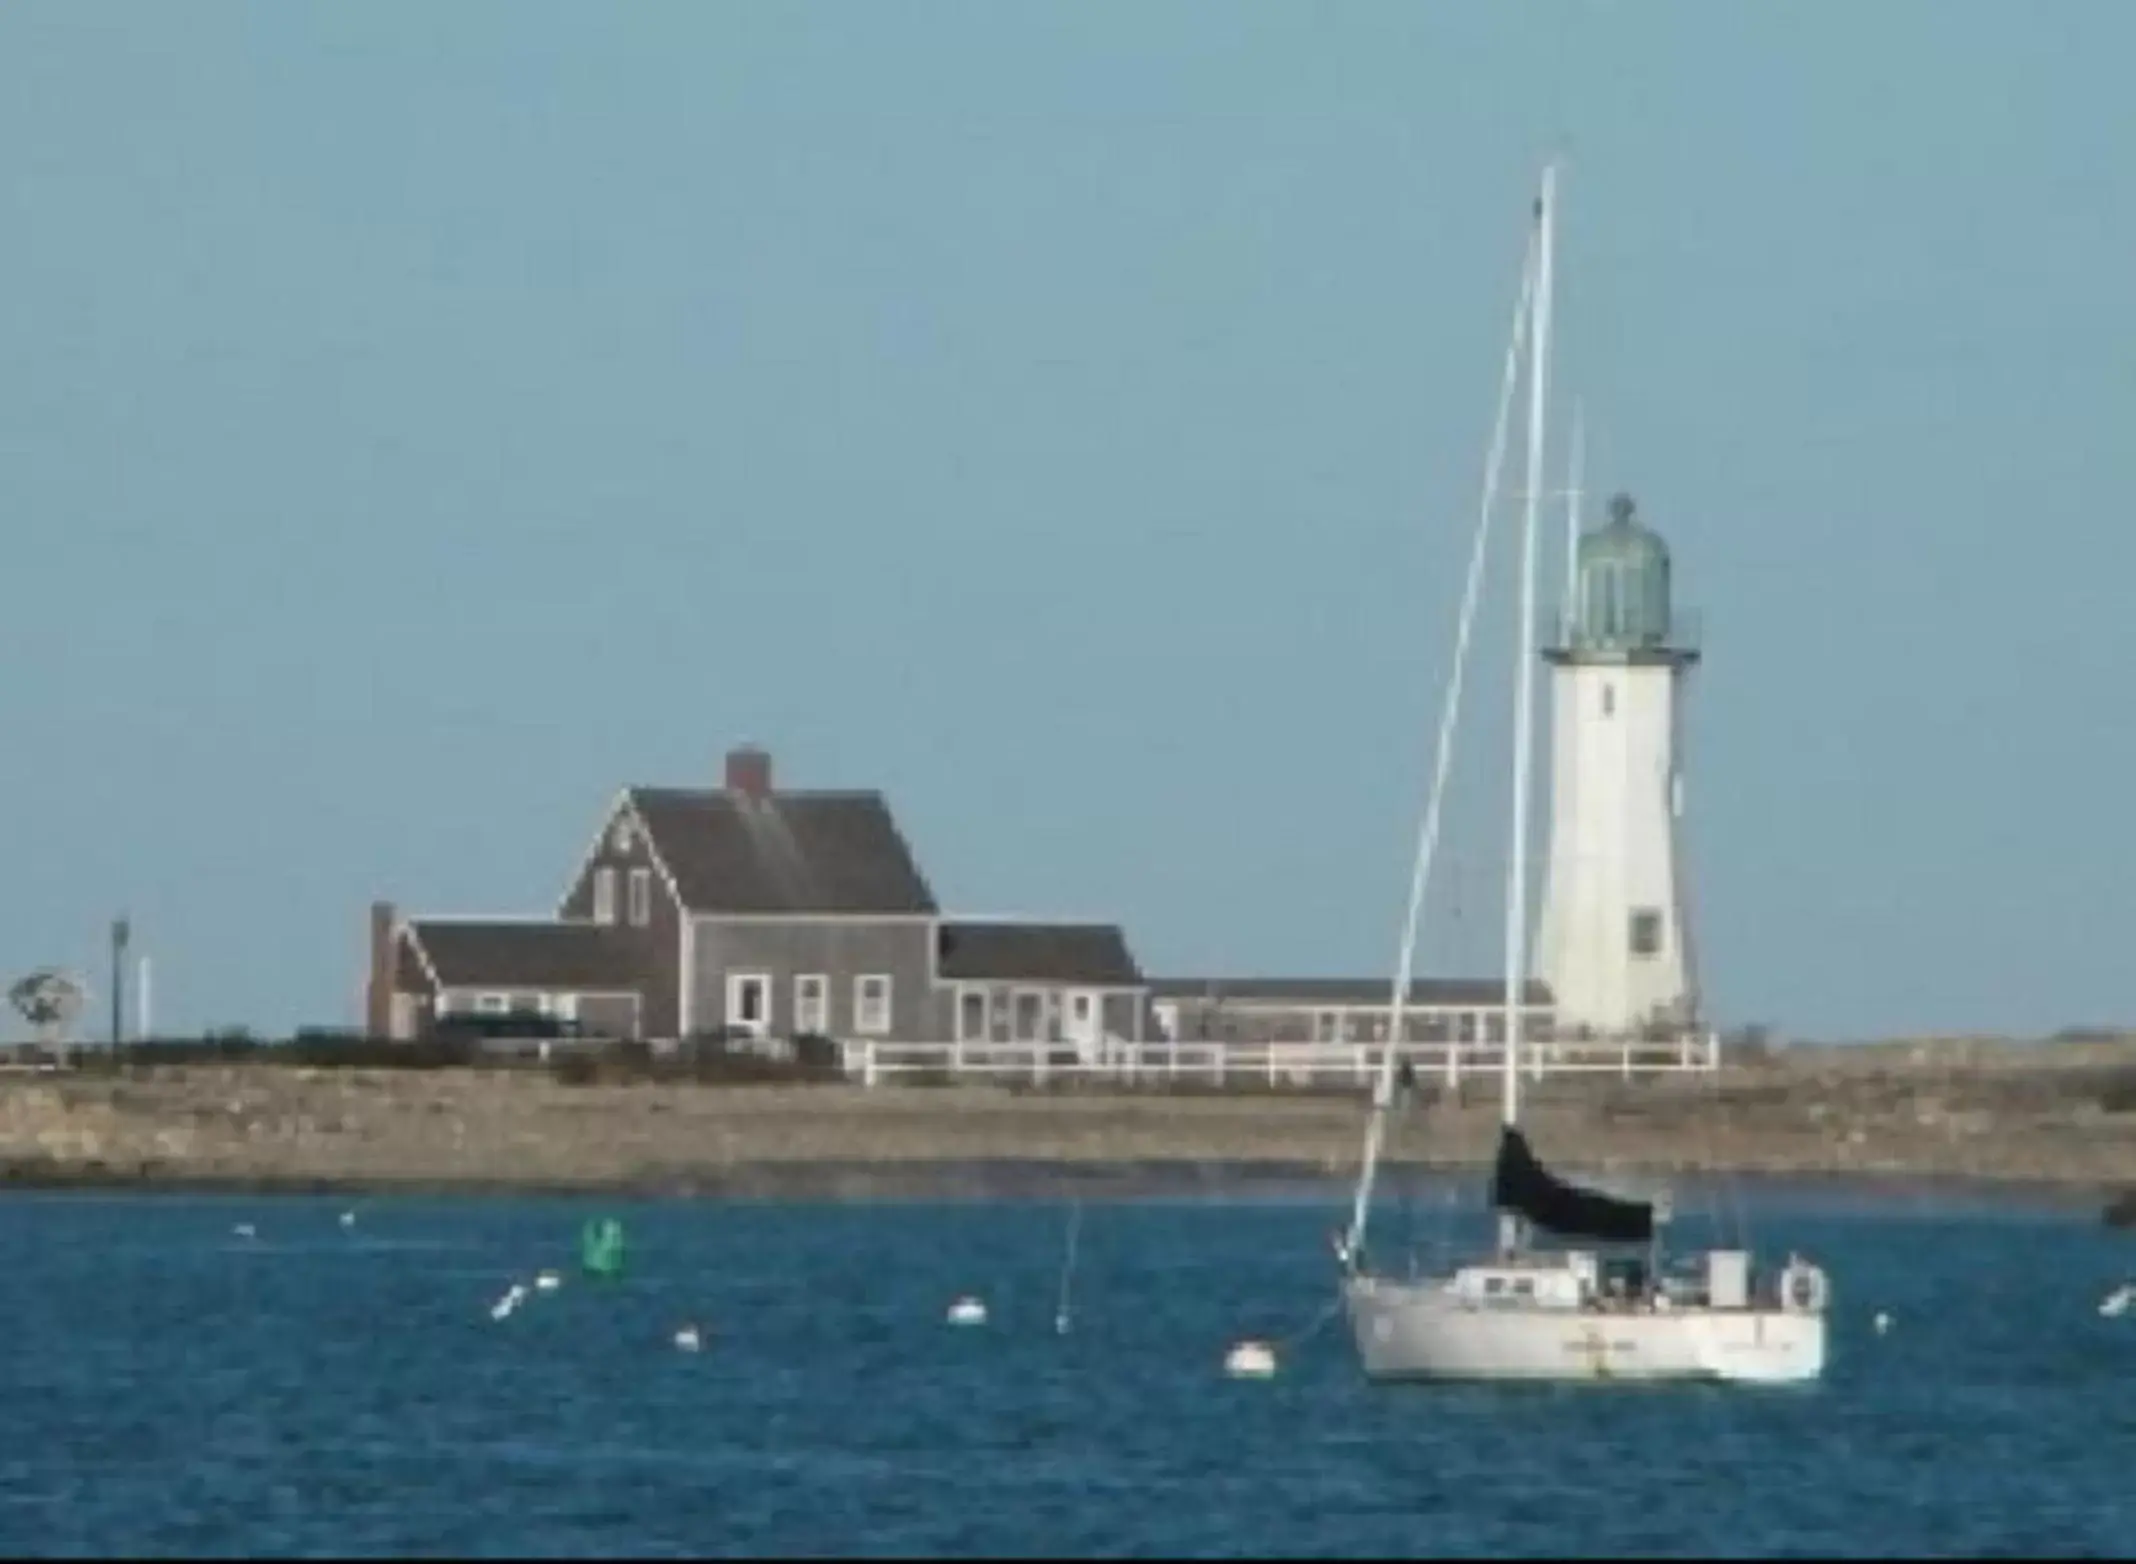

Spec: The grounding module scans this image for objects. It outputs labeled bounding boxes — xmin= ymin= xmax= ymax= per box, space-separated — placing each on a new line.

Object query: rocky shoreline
xmin=0 ymin=1154 xmax=2118 ymax=1214
xmin=0 ymin=1038 xmax=2131 ymax=1211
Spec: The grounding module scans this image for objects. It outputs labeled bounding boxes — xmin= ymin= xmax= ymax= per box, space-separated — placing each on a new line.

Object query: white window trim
xmin=854 ymin=974 xmax=893 ymax=1036
xmin=627 ymin=867 xmax=652 ymax=927
xmin=955 ymin=985 xmax=990 ymax=1043
xmin=592 ymin=867 xmax=617 ymax=925
xmin=794 ymin=973 xmax=829 ymax=1036
xmin=1010 ymin=987 xmax=1048 ymax=1044
xmin=726 ymin=970 xmax=772 ymax=1035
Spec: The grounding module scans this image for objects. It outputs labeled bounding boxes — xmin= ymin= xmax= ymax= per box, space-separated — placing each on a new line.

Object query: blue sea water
xmin=0 ymin=1184 xmax=2130 ymax=1558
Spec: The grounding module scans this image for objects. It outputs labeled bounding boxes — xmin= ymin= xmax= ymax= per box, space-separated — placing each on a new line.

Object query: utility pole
xmin=111 ymin=915 xmax=130 ymax=1048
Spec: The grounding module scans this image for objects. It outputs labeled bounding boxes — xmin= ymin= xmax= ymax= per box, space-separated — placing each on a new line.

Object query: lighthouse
xmin=1534 ymin=491 xmax=1700 ymax=1037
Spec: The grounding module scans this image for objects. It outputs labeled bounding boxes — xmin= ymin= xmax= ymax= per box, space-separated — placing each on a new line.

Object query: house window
xmin=475 ymin=993 xmax=507 ymax=1014
xmin=592 ymin=867 xmax=617 ymax=925
xmin=553 ymin=994 xmax=579 ymax=1022
xmin=726 ymin=972 xmax=771 ymax=1035
xmin=1629 ymin=908 xmax=1665 ymax=958
xmin=855 ymin=975 xmax=892 ymax=1036
xmin=1313 ymin=1010 xmax=1342 ymax=1043
xmin=627 ymin=868 xmax=652 ymax=927
xmin=1012 ymin=990 xmax=1045 ymax=1043
xmin=957 ymin=988 xmax=989 ymax=1043
xmin=794 ymin=974 xmax=829 ymax=1036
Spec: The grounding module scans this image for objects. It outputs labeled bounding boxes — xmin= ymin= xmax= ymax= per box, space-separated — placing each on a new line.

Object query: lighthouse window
xmin=1601 ymin=684 xmax=1615 ymax=717
xmin=1629 ymin=909 xmax=1665 ymax=958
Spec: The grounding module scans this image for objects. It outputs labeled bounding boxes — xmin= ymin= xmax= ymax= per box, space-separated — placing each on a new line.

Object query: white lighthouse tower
xmin=1534 ymin=491 xmax=1701 ymax=1037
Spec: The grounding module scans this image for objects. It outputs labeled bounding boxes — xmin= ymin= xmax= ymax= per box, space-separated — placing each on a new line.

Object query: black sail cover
xmin=1489 ymin=1125 xmax=1654 ymax=1245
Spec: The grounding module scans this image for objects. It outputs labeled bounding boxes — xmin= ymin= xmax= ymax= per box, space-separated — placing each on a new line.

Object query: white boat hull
xmin=1342 ymin=1274 xmax=1827 ymax=1385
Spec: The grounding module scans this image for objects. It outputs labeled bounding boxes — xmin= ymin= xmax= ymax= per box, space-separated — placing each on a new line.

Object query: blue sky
xmin=1 ymin=1 xmax=2130 ymax=1042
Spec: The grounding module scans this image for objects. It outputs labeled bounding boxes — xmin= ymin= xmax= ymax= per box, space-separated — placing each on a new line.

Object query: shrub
xmin=550 ymin=1051 xmax=601 ymax=1087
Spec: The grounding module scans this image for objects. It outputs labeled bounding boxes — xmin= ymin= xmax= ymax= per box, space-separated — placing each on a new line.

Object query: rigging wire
xmin=1342 ymin=200 xmax=1542 ymax=1269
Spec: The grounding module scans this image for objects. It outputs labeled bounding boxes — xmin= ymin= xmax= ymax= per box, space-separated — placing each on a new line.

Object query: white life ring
xmin=1782 ymin=1262 xmax=1829 ymax=1314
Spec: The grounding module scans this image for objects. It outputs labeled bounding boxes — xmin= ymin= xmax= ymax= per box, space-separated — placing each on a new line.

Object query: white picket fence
xmin=837 ymin=1033 xmax=1721 ymax=1089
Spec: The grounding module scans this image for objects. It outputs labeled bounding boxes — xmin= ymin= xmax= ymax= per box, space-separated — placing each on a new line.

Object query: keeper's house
xmin=364 ymin=746 xmax=1151 ymax=1055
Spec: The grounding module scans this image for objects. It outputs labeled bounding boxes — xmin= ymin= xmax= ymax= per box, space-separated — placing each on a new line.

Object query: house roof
xmin=936 ymin=920 xmax=1145 ymax=987
xmin=1149 ymin=976 xmax=1553 ymax=1007
xmin=404 ymin=920 xmax=643 ymax=992
xmin=628 ymin=787 xmax=938 ymax=915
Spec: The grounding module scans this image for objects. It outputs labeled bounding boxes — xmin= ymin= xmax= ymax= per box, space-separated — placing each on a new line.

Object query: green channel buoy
xmin=580 ymin=1216 xmax=626 ymax=1279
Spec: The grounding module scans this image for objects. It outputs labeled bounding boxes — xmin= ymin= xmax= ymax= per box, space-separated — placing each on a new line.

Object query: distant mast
xmin=1564 ymin=399 xmax=1585 ymax=624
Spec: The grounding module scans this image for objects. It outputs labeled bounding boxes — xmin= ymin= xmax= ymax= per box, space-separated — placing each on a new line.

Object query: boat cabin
xmin=1451 ymin=1253 xmax=1594 ymax=1310
xmin=1450 ymin=1248 xmax=1712 ymax=1312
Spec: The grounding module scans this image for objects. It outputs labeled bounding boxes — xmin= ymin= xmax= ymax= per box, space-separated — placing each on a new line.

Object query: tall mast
xmin=1339 ymin=215 xmax=1539 ymax=1272
xmin=1501 ymin=161 xmax=1556 ymax=1244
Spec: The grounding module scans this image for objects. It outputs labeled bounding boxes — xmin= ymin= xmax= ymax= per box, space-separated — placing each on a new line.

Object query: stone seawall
xmin=1 ymin=1037 xmax=2131 ymax=1201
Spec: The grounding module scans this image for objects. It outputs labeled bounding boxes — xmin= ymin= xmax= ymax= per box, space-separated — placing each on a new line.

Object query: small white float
xmin=232 ymin=1223 xmax=256 ymax=1240
xmin=1224 ymin=1340 xmax=1278 ymax=1379
xmin=2100 ymin=1283 xmax=2133 ymax=1318
xmin=945 ymin=1296 xmax=988 ymax=1327
xmin=339 ymin=1210 xmax=356 ymax=1229
xmin=1873 ymin=1311 xmax=1892 ymax=1335
xmin=674 ymin=1323 xmax=703 ymax=1353
xmin=490 ymin=1282 xmax=529 ymax=1321
xmin=535 ymin=1271 xmax=562 ymax=1292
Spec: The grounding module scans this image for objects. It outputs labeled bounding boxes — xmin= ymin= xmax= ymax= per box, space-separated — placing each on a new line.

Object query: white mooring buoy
xmin=490 ymin=1282 xmax=529 ymax=1322
xmin=2100 ymin=1283 xmax=2133 ymax=1319
xmin=946 ymin=1296 xmax=988 ymax=1327
xmin=1873 ymin=1311 xmax=1891 ymax=1336
xmin=1224 ymin=1340 xmax=1278 ymax=1379
xmin=674 ymin=1323 xmax=703 ymax=1353
xmin=535 ymin=1271 xmax=562 ymax=1292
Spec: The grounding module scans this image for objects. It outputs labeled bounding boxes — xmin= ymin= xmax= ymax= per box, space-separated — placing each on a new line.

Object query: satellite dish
xmin=9 ymin=969 xmax=86 ymax=1055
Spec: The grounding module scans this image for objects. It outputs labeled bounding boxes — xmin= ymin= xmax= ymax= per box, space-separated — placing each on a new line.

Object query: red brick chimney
xmin=725 ymin=744 xmax=773 ymax=800
xmin=365 ymin=900 xmax=397 ymax=1038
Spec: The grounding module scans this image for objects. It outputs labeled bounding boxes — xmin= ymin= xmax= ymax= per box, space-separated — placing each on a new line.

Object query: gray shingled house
xmin=554 ymin=745 xmax=940 ymax=1043
xmin=378 ymin=916 xmax=644 ymax=1039
xmin=932 ymin=919 xmax=1148 ymax=1058
xmin=365 ymin=746 xmax=1150 ymax=1052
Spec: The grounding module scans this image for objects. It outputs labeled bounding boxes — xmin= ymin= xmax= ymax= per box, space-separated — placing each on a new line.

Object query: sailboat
xmin=1333 ymin=161 xmax=1831 ymax=1385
